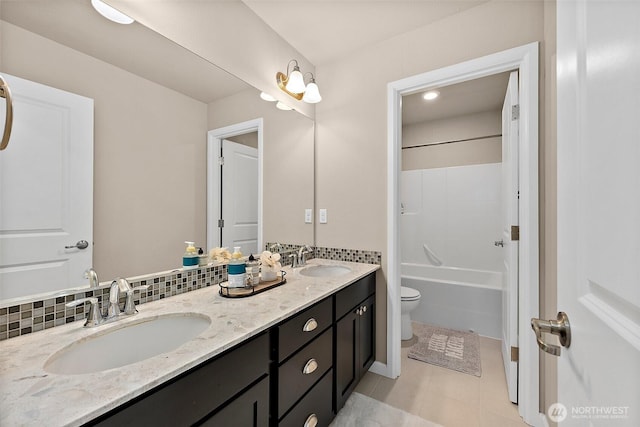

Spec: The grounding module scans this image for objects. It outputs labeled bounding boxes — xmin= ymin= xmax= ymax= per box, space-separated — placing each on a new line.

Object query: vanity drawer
xmin=279 ymin=369 xmax=334 ymax=427
xmin=335 ymin=272 xmax=375 ymax=320
xmin=278 ymin=296 xmax=332 ymax=362
xmin=278 ymin=327 xmax=333 ymax=418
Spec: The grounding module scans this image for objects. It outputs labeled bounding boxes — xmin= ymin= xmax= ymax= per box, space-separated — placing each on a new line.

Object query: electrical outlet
xmin=319 ymin=209 xmax=327 ymax=224
xmin=305 ymin=209 xmax=312 ymax=224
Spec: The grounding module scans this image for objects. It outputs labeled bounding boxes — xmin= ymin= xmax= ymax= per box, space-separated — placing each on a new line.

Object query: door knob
xmin=494 ymin=240 xmax=505 ymax=247
xmin=65 ymin=240 xmax=89 ymax=250
xmin=531 ymin=312 xmax=571 ymax=356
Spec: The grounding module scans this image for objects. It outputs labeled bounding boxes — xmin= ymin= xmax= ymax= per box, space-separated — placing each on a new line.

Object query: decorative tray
xmin=218 ymin=271 xmax=287 ymax=298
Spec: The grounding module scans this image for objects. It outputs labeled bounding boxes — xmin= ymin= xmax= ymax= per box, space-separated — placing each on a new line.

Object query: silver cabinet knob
xmin=304 ymin=414 xmax=318 ymax=427
xmin=302 ymin=358 xmax=318 ymax=375
xmin=65 ymin=240 xmax=89 ymax=250
xmin=362 ymin=305 xmax=367 ymax=313
xmin=303 ymin=318 xmax=318 ymax=332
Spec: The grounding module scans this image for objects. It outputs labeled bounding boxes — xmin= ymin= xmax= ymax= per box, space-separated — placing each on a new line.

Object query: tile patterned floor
xmin=353 ymin=335 xmax=530 ymax=427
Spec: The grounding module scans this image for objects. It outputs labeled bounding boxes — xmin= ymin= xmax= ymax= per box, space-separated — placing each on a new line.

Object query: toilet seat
xmin=401 ymin=286 xmax=421 ymax=301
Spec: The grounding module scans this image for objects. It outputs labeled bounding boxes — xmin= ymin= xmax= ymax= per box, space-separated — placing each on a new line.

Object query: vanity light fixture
xmin=276 ymin=59 xmax=322 ymax=103
xmin=423 ymin=90 xmax=440 ymax=101
xmin=91 ymin=0 xmax=135 ymax=25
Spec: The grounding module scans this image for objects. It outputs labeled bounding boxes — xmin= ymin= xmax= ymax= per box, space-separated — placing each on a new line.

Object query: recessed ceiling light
xmin=423 ymin=90 xmax=440 ymax=101
xmin=260 ymin=92 xmax=277 ymax=102
xmin=91 ymin=0 xmax=135 ymax=25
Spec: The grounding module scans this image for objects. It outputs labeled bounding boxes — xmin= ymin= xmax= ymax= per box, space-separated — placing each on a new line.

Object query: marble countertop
xmin=0 ymin=259 xmax=379 ymax=427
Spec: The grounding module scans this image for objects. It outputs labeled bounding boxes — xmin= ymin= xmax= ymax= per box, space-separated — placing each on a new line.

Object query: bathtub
xmin=401 ymin=263 xmax=502 ymax=339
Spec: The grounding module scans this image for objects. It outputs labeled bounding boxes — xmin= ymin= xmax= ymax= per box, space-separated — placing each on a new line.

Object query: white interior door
xmin=221 ymin=139 xmax=258 ymax=256
xmin=0 ymin=73 xmax=93 ymax=301
xmin=501 ymin=70 xmax=519 ymax=404
xmin=556 ymin=0 xmax=640 ymax=425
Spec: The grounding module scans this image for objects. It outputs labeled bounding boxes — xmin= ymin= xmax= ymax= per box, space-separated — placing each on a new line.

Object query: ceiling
xmin=242 ymin=0 xmax=486 ymax=65
xmin=402 ymin=71 xmax=511 ymax=125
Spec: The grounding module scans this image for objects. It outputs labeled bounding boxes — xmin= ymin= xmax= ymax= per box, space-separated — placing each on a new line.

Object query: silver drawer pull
xmin=302 ymin=358 xmax=318 ymax=375
xmin=304 ymin=413 xmax=318 ymax=427
xmin=303 ymin=318 xmax=318 ymax=332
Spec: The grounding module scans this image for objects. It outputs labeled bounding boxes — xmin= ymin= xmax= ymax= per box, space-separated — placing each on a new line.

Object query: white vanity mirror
xmin=0 ymin=0 xmax=314 ymax=303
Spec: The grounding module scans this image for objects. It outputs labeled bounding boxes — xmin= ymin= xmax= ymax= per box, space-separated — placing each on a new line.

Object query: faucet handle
xmin=289 ymin=253 xmax=298 ymax=268
xmin=66 ymin=297 xmax=103 ymax=327
xmin=124 ymin=285 xmax=149 ymax=315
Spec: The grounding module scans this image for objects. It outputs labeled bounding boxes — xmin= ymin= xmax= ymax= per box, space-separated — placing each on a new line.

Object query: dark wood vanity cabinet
xmin=86 ymin=271 xmax=376 ymax=427
xmin=88 ymin=332 xmax=270 ymax=427
xmin=335 ymin=274 xmax=376 ymax=411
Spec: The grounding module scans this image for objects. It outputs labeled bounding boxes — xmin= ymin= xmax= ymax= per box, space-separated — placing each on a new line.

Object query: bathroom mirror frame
xmin=0 ymin=0 xmax=314 ymax=305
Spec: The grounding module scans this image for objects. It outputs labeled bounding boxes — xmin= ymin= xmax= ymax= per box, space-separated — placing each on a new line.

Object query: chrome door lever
xmin=531 ymin=312 xmax=571 ymax=356
xmin=65 ymin=240 xmax=89 ymax=250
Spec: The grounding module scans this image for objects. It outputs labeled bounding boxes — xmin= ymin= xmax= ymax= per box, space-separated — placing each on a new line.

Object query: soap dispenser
xmin=183 ymin=241 xmax=199 ymax=270
xmin=227 ymin=246 xmax=246 ymax=288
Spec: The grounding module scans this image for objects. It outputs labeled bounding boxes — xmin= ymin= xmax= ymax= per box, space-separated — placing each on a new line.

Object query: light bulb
xmin=285 ymin=68 xmax=306 ymax=94
xmin=260 ymin=92 xmax=276 ymax=102
xmin=276 ymin=101 xmax=293 ymax=111
xmin=302 ymin=82 xmax=322 ymax=104
xmin=91 ymin=0 xmax=135 ymax=24
xmin=423 ymin=91 xmax=440 ymax=101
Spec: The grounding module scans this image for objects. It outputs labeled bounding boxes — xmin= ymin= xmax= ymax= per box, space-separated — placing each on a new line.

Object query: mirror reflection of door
xmin=220 ymin=134 xmax=258 ymax=256
xmin=0 ymin=73 xmax=93 ymax=301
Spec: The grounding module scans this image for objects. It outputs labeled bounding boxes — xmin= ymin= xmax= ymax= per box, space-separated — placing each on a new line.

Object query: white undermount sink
xmin=300 ymin=265 xmax=352 ymax=277
xmin=44 ymin=314 xmax=211 ymax=375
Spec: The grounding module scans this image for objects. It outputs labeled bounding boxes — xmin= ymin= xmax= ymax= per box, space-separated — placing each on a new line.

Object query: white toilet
xmin=401 ymin=286 xmax=421 ymax=340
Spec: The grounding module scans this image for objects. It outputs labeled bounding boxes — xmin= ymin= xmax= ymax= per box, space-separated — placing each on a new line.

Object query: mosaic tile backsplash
xmin=0 ymin=265 xmax=226 ymax=341
xmin=0 ymin=245 xmax=381 ymax=341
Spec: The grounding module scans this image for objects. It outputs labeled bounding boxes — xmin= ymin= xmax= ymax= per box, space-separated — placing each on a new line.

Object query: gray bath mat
xmin=408 ymin=322 xmax=481 ymax=377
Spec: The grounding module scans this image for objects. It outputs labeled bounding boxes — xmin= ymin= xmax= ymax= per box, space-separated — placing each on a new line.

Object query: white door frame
xmin=384 ymin=43 xmax=541 ymax=425
xmin=207 ymin=118 xmax=264 ymax=252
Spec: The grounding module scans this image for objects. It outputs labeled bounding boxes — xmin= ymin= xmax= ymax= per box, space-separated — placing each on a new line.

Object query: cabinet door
xmin=359 ymin=295 xmax=376 ymax=375
xmin=335 ymin=308 xmax=358 ymax=411
xmin=199 ymin=376 xmax=269 ymax=427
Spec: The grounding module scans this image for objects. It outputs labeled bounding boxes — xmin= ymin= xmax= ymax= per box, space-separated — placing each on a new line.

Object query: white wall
xmin=402 ymin=110 xmax=502 ymax=170
xmin=401 ymin=163 xmax=502 ymax=271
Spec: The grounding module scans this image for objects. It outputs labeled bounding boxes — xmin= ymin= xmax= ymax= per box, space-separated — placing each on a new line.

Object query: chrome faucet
xmin=297 ymin=245 xmax=313 ymax=267
xmin=67 ymin=277 xmax=149 ymax=328
xmin=85 ymin=268 xmax=99 ymax=288
xmin=106 ymin=278 xmax=131 ymax=320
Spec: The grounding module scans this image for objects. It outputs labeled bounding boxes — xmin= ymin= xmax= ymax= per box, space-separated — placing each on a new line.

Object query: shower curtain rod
xmin=402 ymin=133 xmax=502 ymax=149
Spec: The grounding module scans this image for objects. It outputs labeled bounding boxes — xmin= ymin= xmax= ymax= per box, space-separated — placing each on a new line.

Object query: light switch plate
xmin=319 ymin=209 xmax=327 ymax=224
xmin=305 ymin=209 xmax=313 ymax=224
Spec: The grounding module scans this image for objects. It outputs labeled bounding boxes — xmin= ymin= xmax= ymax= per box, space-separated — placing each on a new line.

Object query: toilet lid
xmin=401 ymin=286 xmax=421 ymax=300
